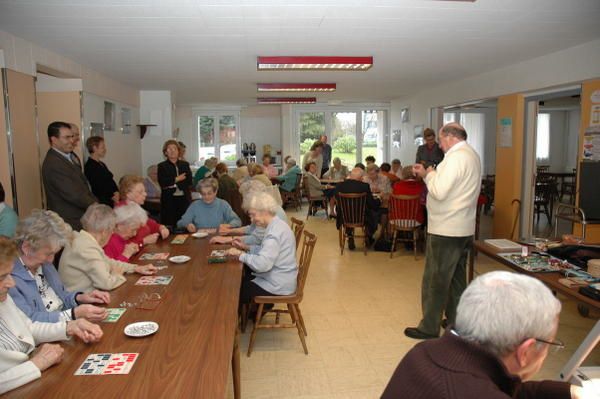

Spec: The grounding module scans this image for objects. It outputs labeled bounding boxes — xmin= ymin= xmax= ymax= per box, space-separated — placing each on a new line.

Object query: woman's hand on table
xmin=135 ymin=264 xmax=158 ymax=275
xmin=31 ymin=343 xmax=64 ymax=371
xmin=66 ymin=319 xmax=103 ymax=343
xmin=76 ymin=290 xmax=110 ymax=305
xmin=123 ymin=242 xmax=140 ymax=258
xmin=159 ymin=225 xmax=170 ymax=239
xmin=74 ymin=304 xmax=108 ymax=322
xmin=225 ymin=248 xmax=243 ymax=258
xmin=143 ymin=233 xmax=159 ymax=245
xmin=219 ymin=224 xmax=232 ymax=234
xmin=186 ymin=224 xmax=197 ymax=233
xmin=232 ymin=238 xmax=249 ymax=251
xmin=210 ymin=236 xmax=233 ymax=245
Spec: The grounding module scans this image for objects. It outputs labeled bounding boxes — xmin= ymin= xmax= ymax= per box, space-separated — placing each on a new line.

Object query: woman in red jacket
xmin=115 ymin=175 xmax=170 ymax=246
xmin=391 ymin=166 xmax=426 ymax=224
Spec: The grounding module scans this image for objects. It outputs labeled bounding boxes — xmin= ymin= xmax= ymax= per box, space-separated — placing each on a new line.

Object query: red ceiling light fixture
xmin=257 ymin=56 xmax=373 ymax=71
xmin=257 ymin=97 xmax=317 ymax=105
xmin=257 ymin=83 xmax=336 ymax=92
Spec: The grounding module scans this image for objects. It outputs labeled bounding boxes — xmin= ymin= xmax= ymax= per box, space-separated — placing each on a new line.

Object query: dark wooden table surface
xmin=470 ymin=240 xmax=600 ymax=312
xmin=4 ymin=235 xmax=242 ymax=398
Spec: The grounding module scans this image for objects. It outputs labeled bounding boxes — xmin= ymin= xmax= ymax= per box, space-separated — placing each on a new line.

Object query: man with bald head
xmin=335 ymin=167 xmax=381 ymax=250
xmin=405 ymin=122 xmax=481 ymax=340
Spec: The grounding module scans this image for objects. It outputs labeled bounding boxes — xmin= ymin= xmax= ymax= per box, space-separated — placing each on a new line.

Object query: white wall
xmin=240 ymin=105 xmax=282 ymax=161
xmin=0 ymin=29 xmax=138 ymax=106
xmin=390 ymin=38 xmax=600 ymax=167
xmin=82 ymin=92 xmax=141 ymax=180
xmin=140 ymin=91 xmax=173 ymax=174
xmin=36 ymin=73 xmax=82 ymax=92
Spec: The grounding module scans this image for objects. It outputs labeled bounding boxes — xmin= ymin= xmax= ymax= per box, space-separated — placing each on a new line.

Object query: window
xmin=104 ymin=101 xmax=115 ymax=131
xmin=197 ymin=113 xmax=238 ymax=166
xmin=296 ymin=107 xmax=388 ymax=166
xmin=443 ymin=112 xmax=457 ymax=124
xmin=536 ymin=113 xmax=550 ymax=161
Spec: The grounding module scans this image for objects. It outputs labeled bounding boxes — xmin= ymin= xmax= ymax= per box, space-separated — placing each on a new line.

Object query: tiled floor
xmin=227 ymin=210 xmax=600 ymax=399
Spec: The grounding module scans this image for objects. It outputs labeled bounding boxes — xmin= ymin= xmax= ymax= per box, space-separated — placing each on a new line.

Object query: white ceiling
xmin=0 ymin=0 xmax=599 ymax=104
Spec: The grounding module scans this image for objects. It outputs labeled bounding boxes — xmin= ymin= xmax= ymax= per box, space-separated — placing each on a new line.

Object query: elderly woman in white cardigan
xmin=0 ymin=237 xmax=102 ymax=394
xmin=225 ymin=192 xmax=298 ymax=306
xmin=59 ymin=204 xmax=157 ymax=293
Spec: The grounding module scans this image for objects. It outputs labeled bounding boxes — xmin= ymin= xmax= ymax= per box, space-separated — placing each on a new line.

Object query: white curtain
xmin=536 ymin=113 xmax=550 ymax=162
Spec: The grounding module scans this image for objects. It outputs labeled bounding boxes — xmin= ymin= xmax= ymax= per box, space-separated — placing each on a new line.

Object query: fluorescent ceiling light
xmin=257 ymin=56 xmax=373 ymax=71
xmin=257 ymin=97 xmax=317 ymax=104
xmin=257 ymin=83 xmax=336 ymax=92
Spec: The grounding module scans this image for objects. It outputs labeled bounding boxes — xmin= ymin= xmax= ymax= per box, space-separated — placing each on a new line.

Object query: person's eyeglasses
xmin=535 ymin=337 xmax=565 ymax=353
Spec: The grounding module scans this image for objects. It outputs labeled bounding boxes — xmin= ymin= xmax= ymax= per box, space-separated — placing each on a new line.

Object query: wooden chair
xmin=560 ymin=169 xmax=577 ymax=204
xmin=510 ymin=199 xmax=521 ymax=241
xmin=290 ymin=217 xmax=305 ymax=250
xmin=303 ymin=175 xmax=328 ymax=220
xmin=247 ymin=230 xmax=317 ymax=356
xmin=388 ymin=194 xmax=422 ymax=259
xmin=279 ymin=173 xmax=303 ymax=211
xmin=534 ymin=181 xmax=554 ymax=224
xmin=336 ymin=192 xmax=368 ymax=255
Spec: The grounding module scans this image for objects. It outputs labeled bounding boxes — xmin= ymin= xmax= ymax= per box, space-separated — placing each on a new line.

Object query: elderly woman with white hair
xmin=177 ymin=178 xmax=242 ymax=232
xmin=211 ymin=180 xmax=288 ymax=246
xmin=0 ymin=237 xmax=103 ymax=395
xmin=382 ymin=271 xmax=588 ymax=399
xmin=225 ymin=192 xmax=298 ymax=306
xmin=9 ymin=210 xmax=110 ymax=323
xmin=322 ymin=157 xmax=349 ymax=181
xmin=59 ymin=204 xmax=157 ymax=293
xmin=275 ymin=157 xmax=301 ymax=192
xmin=103 ymin=202 xmax=149 ymax=262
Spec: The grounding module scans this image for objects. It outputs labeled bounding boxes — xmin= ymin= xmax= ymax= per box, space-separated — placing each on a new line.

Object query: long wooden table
xmin=4 ymin=235 xmax=242 ymax=398
xmin=469 ymin=240 xmax=600 ymax=312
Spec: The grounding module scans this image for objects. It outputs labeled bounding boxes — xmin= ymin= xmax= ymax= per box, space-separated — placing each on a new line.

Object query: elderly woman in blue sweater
xmin=177 ymin=178 xmax=242 ymax=232
xmin=10 ymin=210 xmax=109 ymax=323
xmin=225 ymin=191 xmax=298 ymax=305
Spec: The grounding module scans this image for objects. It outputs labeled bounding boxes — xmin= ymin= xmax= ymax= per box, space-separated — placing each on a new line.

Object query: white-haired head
xmin=455 ymin=271 xmax=561 ymax=357
xmin=114 ymin=202 xmax=148 ymax=228
xmin=81 ymin=204 xmax=116 ymax=234
xmin=15 ymin=209 xmax=73 ymax=252
xmin=239 ymin=180 xmax=267 ymax=198
xmin=245 ymin=191 xmax=279 ymax=215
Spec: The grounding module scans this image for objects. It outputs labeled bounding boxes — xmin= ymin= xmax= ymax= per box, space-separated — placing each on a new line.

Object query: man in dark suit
xmin=42 ymin=121 xmax=96 ymax=230
xmin=416 ymin=128 xmax=444 ymax=168
xmin=335 ymin=167 xmax=381 ymax=249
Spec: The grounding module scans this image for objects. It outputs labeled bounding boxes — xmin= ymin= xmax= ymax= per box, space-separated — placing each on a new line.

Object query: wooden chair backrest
xmin=293 ymin=173 xmax=303 ymax=195
xmin=388 ymin=194 xmax=420 ymax=228
xmin=290 ymin=217 xmax=305 ymax=250
xmin=296 ymin=230 xmax=317 ymax=299
xmin=511 ymin=199 xmax=521 ymax=241
xmin=337 ymin=192 xmax=367 ymax=228
xmin=302 ymin=175 xmax=312 ymax=200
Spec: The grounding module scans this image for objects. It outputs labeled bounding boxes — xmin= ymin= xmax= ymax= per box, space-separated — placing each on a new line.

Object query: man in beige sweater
xmin=405 ymin=123 xmax=481 ymax=340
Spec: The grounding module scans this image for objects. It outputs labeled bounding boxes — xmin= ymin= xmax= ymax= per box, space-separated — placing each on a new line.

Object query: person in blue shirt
xmin=177 ymin=178 xmax=242 ymax=232
xmin=10 ymin=209 xmax=110 ymax=323
xmin=0 ymin=182 xmax=18 ymax=238
xmin=275 ymin=158 xmax=301 ymax=193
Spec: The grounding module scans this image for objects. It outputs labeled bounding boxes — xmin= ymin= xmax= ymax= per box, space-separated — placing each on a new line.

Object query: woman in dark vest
xmin=157 ymin=140 xmax=192 ymax=228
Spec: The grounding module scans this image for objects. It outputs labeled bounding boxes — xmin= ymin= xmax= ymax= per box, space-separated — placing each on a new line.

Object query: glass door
xmin=361 ymin=110 xmax=386 ymax=165
xmin=331 ymin=112 xmax=357 ymax=168
xmin=197 ymin=113 xmax=239 ymax=166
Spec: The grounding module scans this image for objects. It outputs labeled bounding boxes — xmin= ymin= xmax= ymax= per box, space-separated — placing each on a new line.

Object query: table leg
xmin=232 ymin=328 xmax=241 ymax=399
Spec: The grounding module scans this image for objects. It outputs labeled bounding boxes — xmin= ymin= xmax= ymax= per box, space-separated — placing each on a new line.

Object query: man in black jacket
xmin=41 ymin=121 xmax=97 ymax=230
xmin=335 ymin=168 xmax=381 ymax=249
